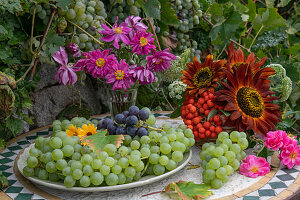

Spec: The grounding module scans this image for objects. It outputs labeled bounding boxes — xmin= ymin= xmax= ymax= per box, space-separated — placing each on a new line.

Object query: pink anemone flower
xmin=106 ymin=59 xmax=134 ymax=91
xmin=52 ymin=47 xmax=77 ymax=85
xmin=125 ymin=16 xmax=148 ymax=37
xmin=130 ymin=30 xmax=156 ymax=55
xmin=240 ymin=155 xmax=270 ymax=178
xmin=130 ymin=66 xmax=155 ymax=85
xmin=99 ymin=17 xmax=131 ymax=49
xmin=146 ymin=48 xmax=177 ymax=72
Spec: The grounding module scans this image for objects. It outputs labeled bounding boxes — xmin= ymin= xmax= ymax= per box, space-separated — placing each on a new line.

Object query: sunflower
xmin=77 ymin=124 xmax=98 ymax=139
xmin=66 ymin=124 xmax=79 ymax=137
xmin=214 ymin=64 xmax=281 ymax=135
xmin=226 ymin=42 xmax=275 ymax=79
xmin=181 ymin=55 xmax=226 ymax=97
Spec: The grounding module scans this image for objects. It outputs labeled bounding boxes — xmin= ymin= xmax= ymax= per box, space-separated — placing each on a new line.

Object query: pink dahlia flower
xmin=85 ymin=49 xmax=117 ymax=79
xmin=279 ymin=144 xmax=300 ymax=169
xmin=125 ymin=16 xmax=148 ymax=37
xmin=240 ymin=155 xmax=270 ymax=178
xmin=264 ymin=130 xmax=289 ymax=151
xmin=52 ymin=47 xmax=77 ymax=85
xmin=67 ymin=43 xmax=81 ymax=58
xmin=99 ymin=17 xmax=131 ymax=49
xmin=130 ymin=30 xmax=155 ymax=55
xmin=106 ymin=59 xmax=134 ymax=91
xmin=130 ymin=66 xmax=155 ymax=85
xmin=146 ymin=48 xmax=177 ymax=72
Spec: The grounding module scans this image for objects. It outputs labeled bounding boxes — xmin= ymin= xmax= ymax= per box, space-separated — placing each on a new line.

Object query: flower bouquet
xmin=52 ymin=16 xmax=176 ymax=117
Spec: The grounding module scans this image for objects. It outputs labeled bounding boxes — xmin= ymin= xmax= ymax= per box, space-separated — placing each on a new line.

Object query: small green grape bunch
xmin=56 ymin=17 xmax=68 ymax=34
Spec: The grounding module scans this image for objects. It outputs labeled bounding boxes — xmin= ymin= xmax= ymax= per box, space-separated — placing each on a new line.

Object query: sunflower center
xmin=236 ymin=87 xmax=265 ymax=118
xmin=140 ymin=37 xmax=148 ymax=46
xmin=115 ymin=27 xmax=123 ymax=34
xmin=193 ymin=67 xmax=213 ymax=88
xmin=290 ymin=152 xmax=297 ymax=159
xmin=115 ymin=70 xmax=124 ymax=80
xmin=96 ymin=58 xmax=105 ymax=67
xmin=250 ymin=166 xmax=259 ymax=173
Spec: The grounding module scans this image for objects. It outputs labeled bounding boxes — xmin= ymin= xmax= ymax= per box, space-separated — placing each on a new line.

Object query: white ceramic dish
xmin=17 ymin=143 xmax=192 ymax=192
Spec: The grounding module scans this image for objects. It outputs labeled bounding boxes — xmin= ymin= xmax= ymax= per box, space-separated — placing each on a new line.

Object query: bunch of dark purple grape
xmin=97 ymin=106 xmax=153 ymax=138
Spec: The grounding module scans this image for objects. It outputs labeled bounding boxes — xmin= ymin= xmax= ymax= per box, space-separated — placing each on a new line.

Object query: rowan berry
xmin=204 ymin=110 xmax=210 ymax=116
xmin=198 ymin=98 xmax=205 ymax=105
xmin=209 ymin=126 xmax=215 ymax=132
xmin=199 ymin=127 xmax=205 ymax=134
xmin=215 ymin=126 xmax=222 ymax=134
xmin=187 ymin=113 xmax=194 ymax=119
xmin=211 ymin=133 xmax=217 ymax=138
xmin=208 ymin=93 xmax=214 ymax=99
xmin=205 ymin=130 xmax=211 ymax=137
xmin=203 ymin=104 xmax=209 ymax=110
xmin=203 ymin=122 xmax=210 ymax=129
xmin=213 ymin=115 xmax=220 ymax=123
xmin=207 ymin=100 xmax=214 ymax=107
xmin=199 ymin=108 xmax=205 ymax=114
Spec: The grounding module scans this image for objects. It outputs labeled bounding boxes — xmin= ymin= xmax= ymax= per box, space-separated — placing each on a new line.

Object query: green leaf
xmin=253 ymin=8 xmax=286 ymax=33
xmin=246 ymin=0 xmax=256 ymax=22
xmin=220 ymin=110 xmax=231 ymax=117
xmin=55 ymin=0 xmax=72 ymax=10
xmin=170 ymin=105 xmax=182 ymax=119
xmin=207 ymin=109 xmax=218 ymax=121
xmin=22 ymin=115 xmax=34 ymax=125
xmin=81 ymin=131 xmax=124 ymax=154
xmin=0 ymin=0 xmax=22 ymax=13
xmin=159 ymin=0 xmax=179 ymax=26
xmin=6 ymin=117 xmax=23 ymax=135
xmin=278 ymin=0 xmax=291 ymax=7
xmin=210 ymin=3 xmax=223 ymax=17
xmin=266 ymin=0 xmax=275 ymax=7
xmin=163 ymin=181 xmax=213 ymax=200
xmin=141 ymin=0 xmax=161 ymax=20
xmin=257 ymin=146 xmax=268 ymax=160
xmin=287 ymin=23 xmax=300 ymax=34
xmin=0 ymin=25 xmax=8 ymax=36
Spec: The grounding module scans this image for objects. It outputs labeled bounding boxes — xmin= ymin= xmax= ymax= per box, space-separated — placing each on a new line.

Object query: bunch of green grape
xmin=23 ymin=116 xmax=194 ymax=187
xmin=199 ymin=131 xmax=249 ymax=189
xmin=52 ymin=117 xmax=98 ymax=133
xmin=57 ymin=0 xmax=107 ymax=51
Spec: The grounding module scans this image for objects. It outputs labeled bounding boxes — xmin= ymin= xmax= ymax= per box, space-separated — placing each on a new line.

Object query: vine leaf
xmin=163 ymin=181 xmax=213 ymax=200
xmin=253 ymin=8 xmax=286 ymax=33
xmin=55 ymin=0 xmax=72 ymax=10
xmin=207 ymin=109 xmax=218 ymax=121
xmin=159 ymin=0 xmax=180 ymax=26
xmin=138 ymin=0 xmax=161 ymax=20
xmin=81 ymin=131 xmax=124 ymax=154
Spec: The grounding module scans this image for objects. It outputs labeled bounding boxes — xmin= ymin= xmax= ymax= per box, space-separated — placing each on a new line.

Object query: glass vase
xmin=108 ymin=88 xmax=138 ymax=119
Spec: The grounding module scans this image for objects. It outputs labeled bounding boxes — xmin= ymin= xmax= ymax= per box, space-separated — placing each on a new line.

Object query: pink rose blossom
xmin=52 ymin=47 xmax=77 ymax=85
xmin=130 ymin=30 xmax=155 ymax=55
xmin=240 ymin=155 xmax=270 ymax=178
xmin=279 ymin=145 xmax=300 ymax=169
xmin=264 ymin=130 xmax=289 ymax=150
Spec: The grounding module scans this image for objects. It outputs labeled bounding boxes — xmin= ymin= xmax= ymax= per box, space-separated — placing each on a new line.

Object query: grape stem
xmin=68 ymin=20 xmax=104 ymax=45
xmin=141 ymin=190 xmax=162 ymax=197
xmin=140 ymin=125 xmax=162 ymax=132
xmin=141 ymin=160 xmax=150 ymax=176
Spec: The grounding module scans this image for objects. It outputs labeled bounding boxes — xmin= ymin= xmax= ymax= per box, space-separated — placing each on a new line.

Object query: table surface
xmin=1 ymin=112 xmax=300 ymax=200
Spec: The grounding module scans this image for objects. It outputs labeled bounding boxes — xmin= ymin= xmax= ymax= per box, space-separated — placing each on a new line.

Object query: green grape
xmin=202 ymin=143 xmax=210 ymax=151
xmin=83 ymin=165 xmax=93 ymax=176
xmin=149 ymin=154 xmax=160 ymax=164
xmin=66 ymin=9 xmax=76 ymax=20
xmin=92 ymin=159 xmax=102 ymax=169
xmin=206 ymin=145 xmax=215 ymax=156
xmin=230 ymin=131 xmax=241 ymax=142
xmin=49 ymin=173 xmax=60 ymax=182
xmin=202 ymin=175 xmax=211 ymax=185
xmin=52 ymin=125 xmax=62 ymax=133
xmin=159 ymin=155 xmax=169 ymax=166
xmin=72 ymin=144 xmax=81 ymax=153
xmin=146 ymin=114 xmax=156 ymax=125
xmin=221 ymin=175 xmax=229 ymax=183
xmin=218 ymin=156 xmax=228 ymax=166
xmin=112 ymin=165 xmax=122 ymax=175
xmin=79 ymin=33 xmax=89 ymax=43
xmin=213 ymin=147 xmax=224 ymax=157
xmin=130 ymin=140 xmax=140 ymax=150
xmin=62 ymin=137 xmax=75 ymax=147
xmin=87 ymin=6 xmax=95 ymax=13
xmin=222 ymin=138 xmax=232 ymax=146
xmin=181 ymin=137 xmax=190 ymax=147
xmin=56 ymin=159 xmax=67 ymax=171
xmin=72 ymin=136 xmax=80 ymax=144
xmin=159 ymin=136 xmax=169 ymax=144
xmin=218 ymin=132 xmax=229 ymax=142
xmin=176 ymin=132 xmax=184 ymax=140
xmin=124 ymin=167 xmax=136 ymax=178
xmin=211 ymin=178 xmax=223 ymax=189
xmin=62 ymin=166 xmax=71 ymax=176
xmin=27 ymin=156 xmax=38 ymax=168
xmin=229 ymin=159 xmax=240 ymax=171
xmin=135 ymin=161 xmax=145 ymax=172
xmin=105 ymin=173 xmax=119 ymax=186
xmin=29 ymin=147 xmax=39 ymax=157
xmin=81 ymin=154 xmax=93 ymax=165
xmin=216 ymin=139 xmax=222 ymax=146
xmin=205 ymin=155 xmax=213 ymax=162
xmin=118 ymin=146 xmax=128 ymax=157
xmin=172 ymin=151 xmax=183 ymax=162
xmin=54 ymin=131 xmax=67 ymax=140
xmin=123 ymin=135 xmax=132 ymax=146
xmin=38 ymin=169 xmax=48 ymax=180
xmin=90 ymin=172 xmax=104 ymax=186
xmin=131 ymin=150 xmax=141 ymax=157
xmin=238 ymin=138 xmax=249 ymax=150
xmin=230 ymin=144 xmax=241 ymax=154
xmin=42 ymin=145 xmax=53 ymax=153
xmin=153 ymin=164 xmax=165 ymax=176
xmin=34 ymin=168 xmax=41 ymax=177
xmin=150 ymin=146 xmax=160 ymax=154
xmin=62 ymin=145 xmax=74 ymax=157
xmin=44 ymin=152 xmax=53 ymax=163
xmin=162 ymin=123 xmax=172 ymax=131
xmin=160 ymin=143 xmax=171 ymax=154
xmin=100 ymin=165 xmax=110 ymax=176
xmin=140 ymin=136 xmax=150 ymax=144
xmin=240 ymin=132 xmax=247 ymax=138
xmin=168 ymin=134 xmax=176 ymax=142
xmin=117 ymin=157 xmax=129 ymax=169
xmin=98 ymin=151 xmax=108 ymax=161
xmin=64 ymin=176 xmax=76 ymax=187
xmin=224 ymin=165 xmax=234 ymax=176
xmin=219 ymin=144 xmax=229 ymax=152
xmin=129 ymin=154 xmax=141 ymax=166
xmin=240 ymin=151 xmax=246 ymax=159
xmin=184 ymin=128 xmax=193 ymax=138
xmin=118 ymin=173 xmax=126 ymax=184
xmin=140 ymin=147 xmax=150 ymax=158
xmin=72 ymin=152 xmax=81 ymax=161
xmin=80 ymin=175 xmax=90 ymax=187
xmin=236 ymin=153 xmax=242 ymax=161
xmin=104 ymin=144 xmax=117 ymax=156
xmin=23 ymin=166 xmax=34 ymax=177
xmin=203 ymin=169 xmax=216 ymax=181
xmin=52 ymin=149 xmax=63 ymax=161
xmin=49 ymin=137 xmax=62 ymax=149
xmin=133 ymin=172 xmax=142 ymax=181
xmin=188 ymin=138 xmax=195 ymax=146
xmin=225 ymin=151 xmax=236 ymax=162
xmin=201 ymin=160 xmax=208 ymax=169
xmin=209 ymin=158 xmax=220 ymax=170
xmin=71 ymin=160 xmax=83 ymax=170
xmin=105 ymin=157 xmax=116 ymax=167
xmin=74 ymin=2 xmax=86 ymax=15
xmin=72 ymin=169 xmax=83 ymax=180
xmin=216 ymin=167 xmax=227 ymax=179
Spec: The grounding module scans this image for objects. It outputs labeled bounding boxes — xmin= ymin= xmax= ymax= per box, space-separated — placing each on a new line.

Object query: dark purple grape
xmin=115 ymin=114 xmax=126 ymax=124
xmin=102 ymin=118 xmax=113 ymax=129
xmin=126 ymin=126 xmax=138 ymax=137
xmin=97 ymin=121 xmax=103 ymax=129
xmin=122 ymin=111 xmax=129 ymax=117
xmin=138 ymin=109 xmax=149 ymax=121
xmin=137 ymin=127 xmax=148 ymax=137
xmin=126 ymin=115 xmax=138 ymax=126
xmin=128 ymin=106 xmax=139 ymax=116
xmin=107 ymin=124 xmax=117 ymax=135
xmin=116 ymin=126 xmax=127 ymax=135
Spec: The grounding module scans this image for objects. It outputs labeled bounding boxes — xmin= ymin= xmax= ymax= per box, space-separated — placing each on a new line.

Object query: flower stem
xmin=147 ymin=18 xmax=161 ymax=51
xmin=230 ymin=39 xmax=251 ymax=53
xmin=30 ymin=3 xmax=37 ymax=55
xmin=68 ymin=20 xmax=104 ymax=45
xmin=249 ymin=25 xmax=264 ymax=50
